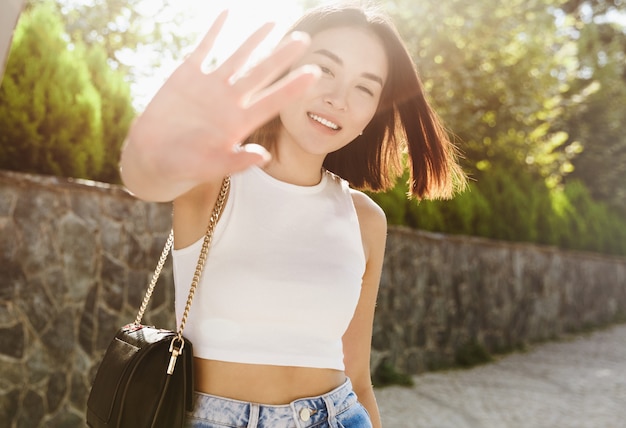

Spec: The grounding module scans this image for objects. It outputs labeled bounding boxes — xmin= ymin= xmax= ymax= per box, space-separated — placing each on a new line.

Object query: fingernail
xmin=299 ymin=64 xmax=321 ymax=78
xmin=242 ymin=144 xmax=271 ymax=163
xmin=289 ymin=31 xmax=311 ymax=44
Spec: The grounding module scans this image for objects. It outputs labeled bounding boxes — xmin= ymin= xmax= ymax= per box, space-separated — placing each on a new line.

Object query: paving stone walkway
xmin=375 ymin=324 xmax=626 ymax=428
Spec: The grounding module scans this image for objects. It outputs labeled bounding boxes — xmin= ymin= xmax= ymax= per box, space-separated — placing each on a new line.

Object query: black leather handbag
xmin=86 ymin=177 xmax=230 ymax=428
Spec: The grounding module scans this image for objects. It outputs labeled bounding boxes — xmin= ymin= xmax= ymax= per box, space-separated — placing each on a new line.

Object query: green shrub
xmin=372 ymin=361 xmax=415 ymax=388
xmin=454 ymin=340 xmax=493 ymax=368
xmin=370 ymin=166 xmax=626 ymax=257
xmin=0 ymin=1 xmax=134 ymax=183
xmin=0 ymin=2 xmax=103 ymax=178
xmin=83 ymin=45 xmax=135 ymax=184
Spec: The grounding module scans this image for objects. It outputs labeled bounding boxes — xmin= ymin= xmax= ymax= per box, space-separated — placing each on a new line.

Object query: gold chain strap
xmin=176 ymin=176 xmax=230 ymax=340
xmin=134 ymin=229 xmax=174 ymax=325
xmin=133 ymin=176 xmax=231 ymax=336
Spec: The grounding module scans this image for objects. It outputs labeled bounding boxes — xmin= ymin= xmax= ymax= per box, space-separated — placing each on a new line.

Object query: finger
xmin=239 ymin=144 xmax=271 ymax=165
xmin=216 ymin=22 xmax=276 ymax=80
xmin=244 ymin=64 xmax=321 ymax=125
xmin=233 ymin=31 xmax=311 ymax=96
xmin=219 ymin=145 xmax=272 ymax=176
xmin=188 ymin=10 xmax=229 ymax=66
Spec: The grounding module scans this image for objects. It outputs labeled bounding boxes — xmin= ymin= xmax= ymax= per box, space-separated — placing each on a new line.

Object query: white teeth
xmin=308 ymin=113 xmax=340 ymax=130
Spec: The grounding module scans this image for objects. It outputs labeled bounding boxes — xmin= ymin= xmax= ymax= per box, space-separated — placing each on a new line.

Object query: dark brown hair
xmin=247 ymin=4 xmax=466 ymax=199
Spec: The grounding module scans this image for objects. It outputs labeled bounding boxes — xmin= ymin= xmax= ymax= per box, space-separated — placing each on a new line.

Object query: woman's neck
xmin=264 ymin=128 xmax=327 ymax=186
xmin=262 ymin=157 xmax=325 ymax=187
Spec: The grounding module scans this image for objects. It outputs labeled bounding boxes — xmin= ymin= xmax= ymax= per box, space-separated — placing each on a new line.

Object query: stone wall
xmin=373 ymin=227 xmax=626 ymax=374
xmin=0 ymin=171 xmax=173 ymax=427
xmin=1 ymin=170 xmax=625 ymax=427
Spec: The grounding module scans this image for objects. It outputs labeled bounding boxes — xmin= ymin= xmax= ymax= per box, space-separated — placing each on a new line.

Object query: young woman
xmin=121 ymin=4 xmax=465 ymax=428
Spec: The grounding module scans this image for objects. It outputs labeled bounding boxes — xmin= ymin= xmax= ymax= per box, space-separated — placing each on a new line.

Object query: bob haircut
xmin=246 ymin=4 xmax=466 ymax=199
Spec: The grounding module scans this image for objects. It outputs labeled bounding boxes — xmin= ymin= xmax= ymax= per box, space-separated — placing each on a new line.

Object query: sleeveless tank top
xmin=172 ymin=166 xmax=366 ymax=370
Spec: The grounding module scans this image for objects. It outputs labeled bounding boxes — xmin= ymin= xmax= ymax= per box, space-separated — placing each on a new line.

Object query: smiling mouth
xmin=308 ymin=113 xmax=341 ymax=131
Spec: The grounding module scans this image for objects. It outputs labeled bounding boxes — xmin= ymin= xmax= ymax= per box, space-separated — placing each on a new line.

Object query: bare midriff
xmin=193 ymin=357 xmax=347 ymax=405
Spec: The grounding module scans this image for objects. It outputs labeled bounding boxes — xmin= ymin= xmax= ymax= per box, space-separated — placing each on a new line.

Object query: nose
xmin=323 ymin=83 xmax=348 ymax=111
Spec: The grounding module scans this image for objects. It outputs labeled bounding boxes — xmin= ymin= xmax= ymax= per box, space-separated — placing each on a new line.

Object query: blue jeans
xmin=185 ymin=378 xmax=372 ymax=428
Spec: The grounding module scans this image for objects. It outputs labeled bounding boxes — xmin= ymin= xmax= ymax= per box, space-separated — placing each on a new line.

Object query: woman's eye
xmin=357 ymin=86 xmax=374 ymax=96
xmin=319 ymin=66 xmax=333 ymax=76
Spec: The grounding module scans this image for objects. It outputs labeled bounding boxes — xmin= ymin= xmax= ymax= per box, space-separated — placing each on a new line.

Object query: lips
xmin=308 ymin=113 xmax=341 ymax=131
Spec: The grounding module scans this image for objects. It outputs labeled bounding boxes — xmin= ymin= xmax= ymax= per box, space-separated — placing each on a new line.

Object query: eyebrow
xmin=313 ymin=49 xmax=384 ymax=86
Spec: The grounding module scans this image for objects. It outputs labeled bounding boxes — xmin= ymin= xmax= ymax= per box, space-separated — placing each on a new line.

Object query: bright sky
xmin=129 ymin=0 xmax=306 ymax=109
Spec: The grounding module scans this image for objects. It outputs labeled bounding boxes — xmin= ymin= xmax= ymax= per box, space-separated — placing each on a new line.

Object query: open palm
xmin=127 ymin=11 xmax=319 ymax=186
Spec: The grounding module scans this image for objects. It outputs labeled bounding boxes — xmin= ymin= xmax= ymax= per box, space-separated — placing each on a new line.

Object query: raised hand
xmin=121 ymin=11 xmax=319 ymax=201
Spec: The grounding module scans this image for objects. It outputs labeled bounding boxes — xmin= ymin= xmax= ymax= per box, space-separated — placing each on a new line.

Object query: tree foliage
xmin=386 ymin=0 xmax=579 ymax=184
xmin=557 ymin=0 xmax=626 ymax=213
xmin=561 ymin=0 xmax=625 ymax=15
xmin=0 ymin=1 xmax=134 ymax=182
xmin=26 ymin=0 xmax=191 ymax=72
xmin=366 ymin=0 xmax=626 ymax=256
xmin=83 ymin=44 xmax=135 ymax=183
xmin=0 ymin=2 xmax=103 ymax=178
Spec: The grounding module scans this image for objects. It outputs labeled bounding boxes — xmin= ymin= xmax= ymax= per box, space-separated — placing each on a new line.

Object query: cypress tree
xmin=0 ymin=1 xmax=104 ymax=179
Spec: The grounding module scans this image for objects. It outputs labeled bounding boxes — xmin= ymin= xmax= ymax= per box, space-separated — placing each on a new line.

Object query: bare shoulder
xmin=350 ymin=190 xmax=387 ymax=258
xmin=350 ymin=190 xmax=386 ymax=230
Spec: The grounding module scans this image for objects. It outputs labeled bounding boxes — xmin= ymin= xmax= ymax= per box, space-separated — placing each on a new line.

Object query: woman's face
xmin=278 ymin=26 xmax=388 ymax=157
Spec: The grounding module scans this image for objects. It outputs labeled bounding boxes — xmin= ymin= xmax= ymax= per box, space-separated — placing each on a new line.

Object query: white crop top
xmin=172 ymin=166 xmax=366 ymax=371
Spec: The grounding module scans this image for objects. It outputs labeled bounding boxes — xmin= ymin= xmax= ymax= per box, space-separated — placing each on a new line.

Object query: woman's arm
xmin=343 ymin=190 xmax=387 ymax=428
xmin=120 ymin=12 xmax=319 ymax=202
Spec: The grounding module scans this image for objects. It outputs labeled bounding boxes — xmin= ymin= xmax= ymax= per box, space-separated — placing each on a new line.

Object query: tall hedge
xmin=83 ymin=45 xmax=134 ymax=184
xmin=0 ymin=1 xmax=134 ymax=182
xmin=370 ymin=168 xmax=626 ymax=257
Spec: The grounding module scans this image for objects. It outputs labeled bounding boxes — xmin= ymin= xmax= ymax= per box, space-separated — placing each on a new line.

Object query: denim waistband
xmin=188 ymin=378 xmax=357 ymax=428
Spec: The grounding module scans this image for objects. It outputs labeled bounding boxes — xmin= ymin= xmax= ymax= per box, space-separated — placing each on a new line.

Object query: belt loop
xmin=323 ymin=394 xmax=338 ymax=428
xmin=247 ymin=403 xmax=259 ymax=428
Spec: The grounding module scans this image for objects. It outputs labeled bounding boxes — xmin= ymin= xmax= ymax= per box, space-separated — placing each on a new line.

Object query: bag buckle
xmin=167 ymin=337 xmax=185 ymax=375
